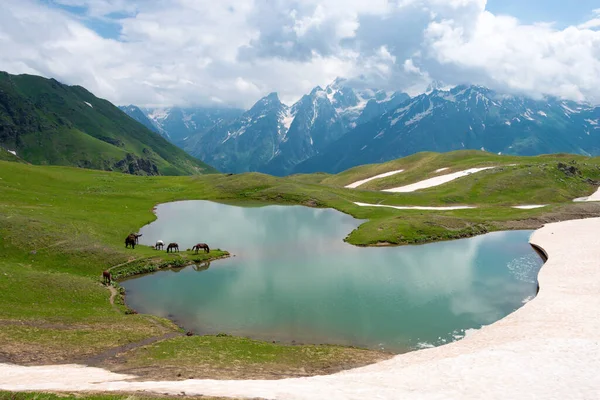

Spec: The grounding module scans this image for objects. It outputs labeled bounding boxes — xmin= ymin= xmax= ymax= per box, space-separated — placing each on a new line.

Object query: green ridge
xmin=0 ymin=71 xmax=216 ymax=175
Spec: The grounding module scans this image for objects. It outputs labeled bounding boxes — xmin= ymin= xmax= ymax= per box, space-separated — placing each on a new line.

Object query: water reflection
xmin=122 ymin=200 xmax=543 ymax=352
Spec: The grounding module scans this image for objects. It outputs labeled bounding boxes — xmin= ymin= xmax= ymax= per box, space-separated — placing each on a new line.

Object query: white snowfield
xmin=574 ymin=187 xmax=600 ymax=202
xmin=2 ymin=217 xmax=600 ymax=399
xmin=354 ymin=202 xmax=475 ymax=211
xmin=344 ymin=169 xmax=404 ymax=189
xmin=354 ymin=202 xmax=549 ymax=211
xmin=383 ymin=166 xmax=496 ymax=193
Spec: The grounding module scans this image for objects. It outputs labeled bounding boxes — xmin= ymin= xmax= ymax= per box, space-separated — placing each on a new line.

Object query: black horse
xmin=192 ymin=243 xmax=210 ymax=254
xmin=166 ymin=243 xmax=179 ymax=253
xmin=125 ymin=234 xmax=136 ymax=249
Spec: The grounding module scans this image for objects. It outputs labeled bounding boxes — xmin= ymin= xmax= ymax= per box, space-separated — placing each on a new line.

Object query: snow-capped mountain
xmin=324 ymin=77 xmax=403 ymax=130
xmin=259 ymin=86 xmax=346 ymax=175
xmin=190 ymin=92 xmax=293 ymax=173
xmin=187 ymin=78 xmax=406 ymax=175
xmin=120 ymin=105 xmax=243 ymax=146
xmin=123 ymin=80 xmax=600 ymax=176
xmin=119 ymin=105 xmax=162 ymax=134
xmin=294 ymin=85 xmax=600 ymax=174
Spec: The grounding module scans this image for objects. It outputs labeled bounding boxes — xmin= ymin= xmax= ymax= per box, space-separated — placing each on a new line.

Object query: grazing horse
xmin=166 ymin=243 xmax=179 ymax=253
xmin=125 ymin=233 xmax=136 ymax=249
xmin=102 ymin=270 xmax=112 ymax=285
xmin=155 ymin=240 xmax=164 ymax=250
xmin=192 ymin=243 xmax=210 ymax=254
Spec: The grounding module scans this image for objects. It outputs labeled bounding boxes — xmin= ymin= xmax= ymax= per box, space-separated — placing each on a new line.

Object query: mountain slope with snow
xmin=294 ymin=85 xmax=600 ymax=174
xmin=186 ymin=79 xmax=399 ymax=175
xmin=120 ymin=106 xmax=244 ymax=148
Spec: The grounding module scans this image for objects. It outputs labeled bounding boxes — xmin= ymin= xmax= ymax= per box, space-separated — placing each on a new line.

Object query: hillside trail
xmin=87 ymin=261 xmax=186 ymax=368
xmin=107 ymin=256 xmax=146 ymax=272
xmin=80 ymin=331 xmax=184 ymax=367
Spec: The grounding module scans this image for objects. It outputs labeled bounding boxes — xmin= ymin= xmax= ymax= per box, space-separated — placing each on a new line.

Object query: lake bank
xmin=121 ymin=201 xmax=540 ymax=353
xmin=2 ymin=216 xmax=599 ymax=399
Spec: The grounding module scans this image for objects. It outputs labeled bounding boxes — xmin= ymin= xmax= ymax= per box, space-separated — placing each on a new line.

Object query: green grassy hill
xmin=0 ymin=72 xmax=216 ymax=175
xmin=1 ymin=151 xmax=600 ymax=387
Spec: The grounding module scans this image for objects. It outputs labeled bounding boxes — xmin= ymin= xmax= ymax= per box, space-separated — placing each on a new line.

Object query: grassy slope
xmin=0 ymin=72 xmax=215 ymax=175
xmin=1 ymin=150 xmax=600 ymax=385
xmin=0 ymin=161 xmax=388 ymax=378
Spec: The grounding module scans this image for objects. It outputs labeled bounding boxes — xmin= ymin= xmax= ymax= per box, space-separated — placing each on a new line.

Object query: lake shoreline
xmin=2 ymin=217 xmax=598 ymax=399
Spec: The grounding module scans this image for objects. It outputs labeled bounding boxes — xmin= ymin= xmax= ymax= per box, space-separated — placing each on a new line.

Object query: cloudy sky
xmin=1 ymin=0 xmax=599 ymax=108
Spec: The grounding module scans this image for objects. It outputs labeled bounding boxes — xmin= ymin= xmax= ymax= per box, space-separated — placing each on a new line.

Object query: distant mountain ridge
xmin=295 ymin=85 xmax=600 ymax=173
xmin=124 ymin=79 xmax=600 ymax=176
xmin=120 ymin=105 xmax=244 ymax=147
xmin=125 ymin=78 xmax=408 ymax=175
xmin=0 ymin=71 xmax=215 ymax=175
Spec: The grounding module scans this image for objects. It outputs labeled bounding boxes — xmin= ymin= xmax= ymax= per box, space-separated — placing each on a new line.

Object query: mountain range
xmin=0 ymin=71 xmax=215 ymax=175
xmin=123 ymin=79 xmax=600 ymax=176
xmin=296 ymin=85 xmax=600 ymax=173
xmin=122 ymin=78 xmax=409 ymax=175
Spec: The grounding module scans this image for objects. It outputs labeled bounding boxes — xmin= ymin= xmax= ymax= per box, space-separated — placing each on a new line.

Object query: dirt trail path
xmin=81 ymin=332 xmax=184 ymax=367
xmin=107 ymin=257 xmax=146 ymax=272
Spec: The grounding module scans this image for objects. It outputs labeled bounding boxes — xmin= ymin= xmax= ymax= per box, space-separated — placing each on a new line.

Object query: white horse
xmin=155 ymin=240 xmax=164 ymax=250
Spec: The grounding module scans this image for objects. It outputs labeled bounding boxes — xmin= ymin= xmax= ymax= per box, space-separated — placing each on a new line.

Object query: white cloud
xmin=578 ymin=8 xmax=600 ymax=30
xmin=425 ymin=10 xmax=600 ymax=103
xmin=0 ymin=0 xmax=598 ymax=108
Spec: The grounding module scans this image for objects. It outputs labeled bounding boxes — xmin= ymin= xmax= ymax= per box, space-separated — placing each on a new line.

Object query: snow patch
xmin=8 ymin=150 xmax=16 ymax=156
xmin=147 ymin=108 xmax=171 ymax=122
xmin=538 ymin=111 xmax=547 ymax=117
xmin=405 ymin=100 xmax=433 ymax=126
xmin=345 ymin=169 xmax=405 ymax=189
xmin=383 ymin=166 xmax=504 ymax=193
xmin=84 ymin=101 xmax=93 ymax=108
xmin=280 ymin=109 xmax=295 ymax=133
xmin=373 ymin=130 xmax=385 ymax=139
xmin=522 ymin=110 xmax=535 ymax=121
xmin=561 ymin=103 xmax=578 ymax=114
xmin=512 ymin=205 xmax=547 ymax=210
xmin=505 ymin=121 xmax=511 ymax=126
xmin=585 ymin=119 xmax=598 ymax=126
xmin=354 ymin=202 xmax=476 ymax=211
xmin=435 ymin=167 xmax=449 ymax=173
xmin=573 ymin=186 xmax=600 ymax=202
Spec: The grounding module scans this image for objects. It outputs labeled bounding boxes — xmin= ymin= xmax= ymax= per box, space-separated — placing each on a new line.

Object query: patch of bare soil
xmin=100 ymin=349 xmax=392 ymax=382
xmin=497 ymin=203 xmax=600 ymax=230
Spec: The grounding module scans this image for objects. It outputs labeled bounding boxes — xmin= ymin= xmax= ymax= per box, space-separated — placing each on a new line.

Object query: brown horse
xmin=125 ymin=233 xmax=136 ymax=249
xmin=133 ymin=233 xmax=142 ymax=244
xmin=192 ymin=243 xmax=210 ymax=254
xmin=102 ymin=270 xmax=112 ymax=285
xmin=166 ymin=243 xmax=179 ymax=253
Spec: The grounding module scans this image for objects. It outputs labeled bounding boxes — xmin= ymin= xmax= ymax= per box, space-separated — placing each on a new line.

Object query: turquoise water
xmin=122 ymin=200 xmax=543 ymax=353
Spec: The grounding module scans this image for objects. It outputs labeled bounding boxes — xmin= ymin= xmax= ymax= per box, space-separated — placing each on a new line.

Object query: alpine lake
xmin=121 ymin=200 xmax=543 ymax=353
